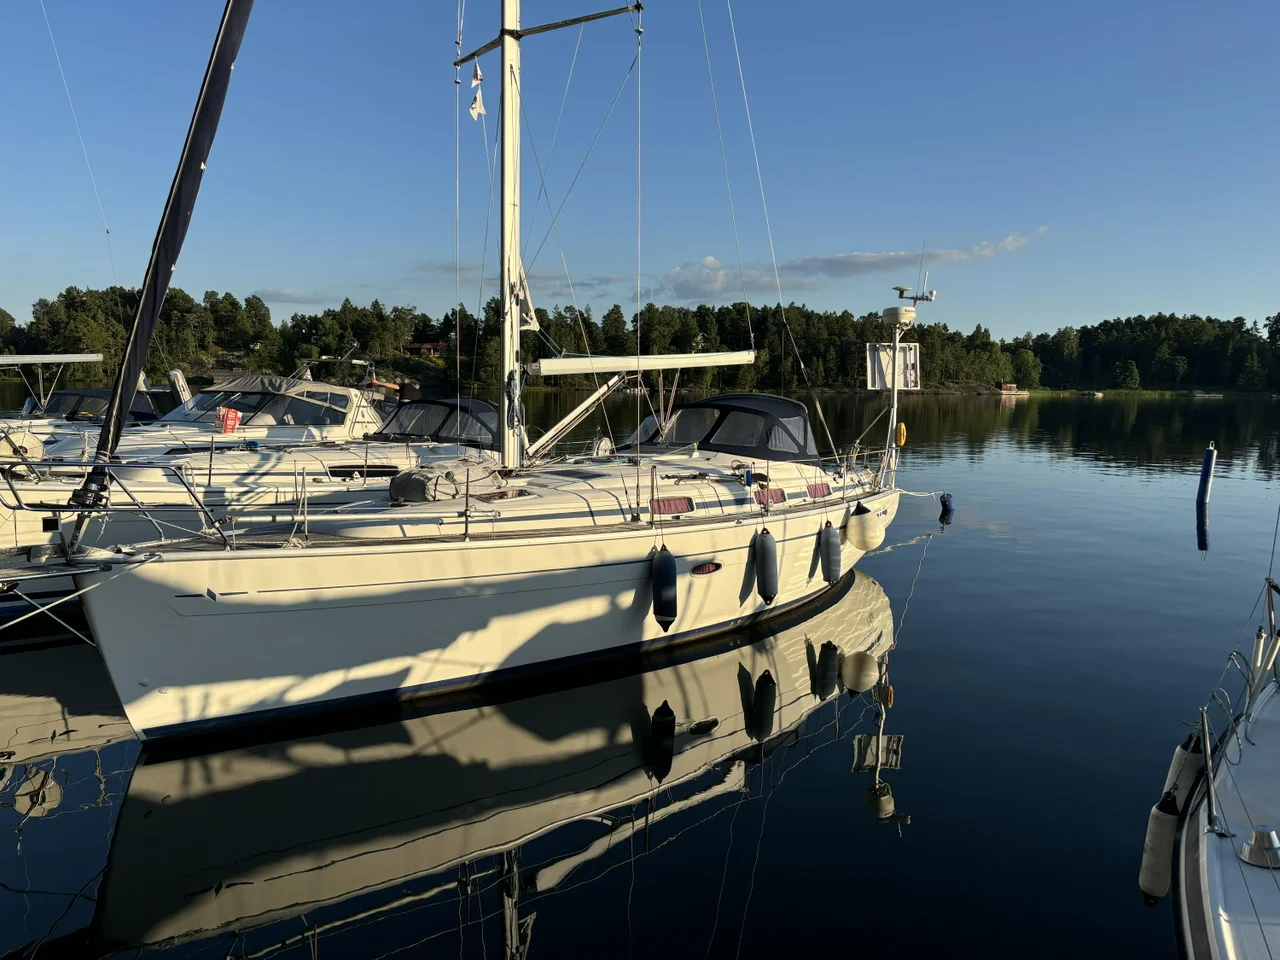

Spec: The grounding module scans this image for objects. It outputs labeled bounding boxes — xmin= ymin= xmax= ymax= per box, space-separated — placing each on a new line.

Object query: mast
xmin=454 ymin=1 xmax=640 ymax=471
xmin=70 ymin=0 xmax=254 ymax=527
xmin=882 ymin=284 xmax=934 ymax=488
xmin=499 ymin=0 xmax=523 ymax=469
xmin=885 ymin=321 xmax=901 ymax=485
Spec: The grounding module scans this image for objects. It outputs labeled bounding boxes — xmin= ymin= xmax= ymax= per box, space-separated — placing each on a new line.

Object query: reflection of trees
xmin=519 ymin=391 xmax=1280 ymax=479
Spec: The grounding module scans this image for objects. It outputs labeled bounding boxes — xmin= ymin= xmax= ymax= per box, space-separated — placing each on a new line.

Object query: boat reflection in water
xmin=2 ymin=570 xmax=908 ymax=958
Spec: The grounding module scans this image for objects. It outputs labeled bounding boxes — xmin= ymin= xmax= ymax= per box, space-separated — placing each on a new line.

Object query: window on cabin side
xmin=710 ymin=411 xmax=766 ymax=448
xmin=768 ymin=425 xmax=801 ymax=454
xmin=380 ymin=404 xmax=451 ymax=437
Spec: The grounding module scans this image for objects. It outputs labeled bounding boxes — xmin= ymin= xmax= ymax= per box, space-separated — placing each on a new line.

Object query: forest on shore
xmin=2 ymin=286 xmax=1279 ymax=393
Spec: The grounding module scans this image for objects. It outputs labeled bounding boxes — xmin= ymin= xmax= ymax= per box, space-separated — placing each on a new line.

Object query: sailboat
xmin=61 ymin=0 xmax=913 ymax=741
xmin=1138 ymin=545 xmax=1280 ymax=957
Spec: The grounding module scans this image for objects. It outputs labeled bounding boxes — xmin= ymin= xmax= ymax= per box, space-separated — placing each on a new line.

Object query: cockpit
xmin=368 ymin=398 xmax=499 ymax=449
xmin=626 ymin=393 xmax=821 ymax=461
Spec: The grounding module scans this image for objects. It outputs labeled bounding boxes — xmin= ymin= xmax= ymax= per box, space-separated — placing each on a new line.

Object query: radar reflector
xmin=866 ymin=342 xmax=921 ymax=391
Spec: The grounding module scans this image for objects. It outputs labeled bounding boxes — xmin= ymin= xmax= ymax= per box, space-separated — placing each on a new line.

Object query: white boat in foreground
xmin=1140 ymin=574 xmax=1280 ymax=958
xmin=74 ymin=392 xmax=900 ymax=739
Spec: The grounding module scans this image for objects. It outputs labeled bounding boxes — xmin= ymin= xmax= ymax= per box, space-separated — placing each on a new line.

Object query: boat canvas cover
xmin=197 ymin=375 xmax=356 ymax=413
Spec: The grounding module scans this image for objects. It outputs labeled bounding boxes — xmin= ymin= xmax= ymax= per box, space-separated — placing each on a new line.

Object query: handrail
xmin=0 ymin=458 xmax=229 ymax=546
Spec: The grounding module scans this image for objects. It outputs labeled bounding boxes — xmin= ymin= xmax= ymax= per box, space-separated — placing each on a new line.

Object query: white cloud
xmin=663 ymin=256 xmax=795 ymax=301
xmin=649 ymin=229 xmax=1047 ymax=302
xmin=661 ymin=255 xmax=832 ymax=302
xmin=416 ymin=229 xmax=1047 ymax=306
xmin=251 ymin=287 xmax=333 ymax=305
xmin=778 ymin=230 xmax=1046 ymax=281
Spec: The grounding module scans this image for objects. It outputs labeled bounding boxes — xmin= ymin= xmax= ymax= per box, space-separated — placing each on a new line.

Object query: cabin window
xmin=780 ymin=415 xmax=818 ymax=455
xmin=651 ymin=496 xmax=695 ymax=515
xmin=437 ymin=409 xmax=498 ymax=444
xmin=768 ymin=425 xmax=801 ymax=454
xmin=164 ymin=390 xmax=261 ymax=422
xmin=301 ymin=390 xmax=349 ymax=409
xmin=478 ymin=488 xmax=533 ymax=501
xmin=328 ymin=465 xmax=401 ymax=480
xmin=379 ymin=404 xmax=452 ymax=438
xmin=663 ymin=408 xmax=719 ymax=445
xmin=248 ymin=395 xmax=346 ymax=427
xmin=625 ymin=408 xmax=718 ymax=448
xmin=710 ymin=411 xmax=766 ymax=448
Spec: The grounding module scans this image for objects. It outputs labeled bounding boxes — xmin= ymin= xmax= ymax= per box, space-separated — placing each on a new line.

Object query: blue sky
xmin=2 ymin=0 xmax=1276 ymax=340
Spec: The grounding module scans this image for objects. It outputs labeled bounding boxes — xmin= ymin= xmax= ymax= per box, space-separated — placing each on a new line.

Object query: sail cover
xmin=93 ymin=0 xmax=254 ymax=461
xmin=526 ymin=351 xmax=755 ymax=377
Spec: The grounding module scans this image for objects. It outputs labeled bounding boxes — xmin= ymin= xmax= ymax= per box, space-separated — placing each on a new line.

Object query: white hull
xmin=1177 ymin=681 xmax=1280 ymax=959
xmin=76 ymin=488 xmax=898 ymax=739
xmin=94 ymin=570 xmax=894 ymax=946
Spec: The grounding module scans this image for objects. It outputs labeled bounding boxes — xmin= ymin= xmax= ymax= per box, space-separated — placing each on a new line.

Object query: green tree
xmin=0 ymin=306 xmax=15 ymax=347
xmin=1172 ymin=355 xmax=1189 ymax=384
xmin=601 ymin=304 xmax=629 ymax=355
xmin=1238 ymin=349 xmax=1267 ymax=391
xmin=243 ymin=295 xmax=274 ymax=341
xmin=1011 ymin=348 xmax=1042 ymax=389
xmin=411 ymin=312 xmax=438 ymax=343
xmin=204 ymin=291 xmax=249 ymax=351
xmin=1113 ymin=359 xmax=1141 ymax=390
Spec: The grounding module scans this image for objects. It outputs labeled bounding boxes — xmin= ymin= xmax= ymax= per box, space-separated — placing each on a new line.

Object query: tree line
xmin=2 ymin=286 xmax=1278 ymax=392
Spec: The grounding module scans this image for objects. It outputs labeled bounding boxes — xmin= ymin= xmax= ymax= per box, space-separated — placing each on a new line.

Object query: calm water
xmin=4 ymin=393 xmax=1279 ymax=957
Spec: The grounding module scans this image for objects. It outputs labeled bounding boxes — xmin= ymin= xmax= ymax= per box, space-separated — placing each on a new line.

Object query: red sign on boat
xmin=215 ymin=406 xmax=241 ymax=434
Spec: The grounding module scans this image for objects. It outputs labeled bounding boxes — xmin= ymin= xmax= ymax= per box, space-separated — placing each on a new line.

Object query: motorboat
xmin=41 ymin=373 xmax=393 ymax=460
xmin=0 ymin=394 xmax=501 ymax=567
xmin=0 ymin=353 xmax=181 ymax=456
xmin=11 ymin=384 xmax=176 ymax=427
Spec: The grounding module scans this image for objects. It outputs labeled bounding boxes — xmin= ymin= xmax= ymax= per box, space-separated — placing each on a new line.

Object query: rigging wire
xmin=524 ymin=52 xmax=639 ymax=274
xmin=39 ymin=0 xmax=117 ymax=283
xmin=722 ymin=0 xmax=838 ymax=458
xmin=896 ymin=531 xmax=933 ymax=639
xmin=695 ymin=0 xmax=753 ymax=351
xmin=508 ymin=73 xmax=620 ymax=458
xmin=703 ymin=788 xmax=744 ymax=958
xmin=523 ymin=24 xmax=584 ymax=258
xmin=39 ymin=0 xmax=125 ymax=335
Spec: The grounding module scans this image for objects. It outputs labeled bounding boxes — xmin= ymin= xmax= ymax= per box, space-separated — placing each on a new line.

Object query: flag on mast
xmin=515 ymin=263 xmax=540 ymax=331
xmin=469 ymin=87 xmax=486 ymax=120
xmin=472 ymin=63 xmax=483 ymax=87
